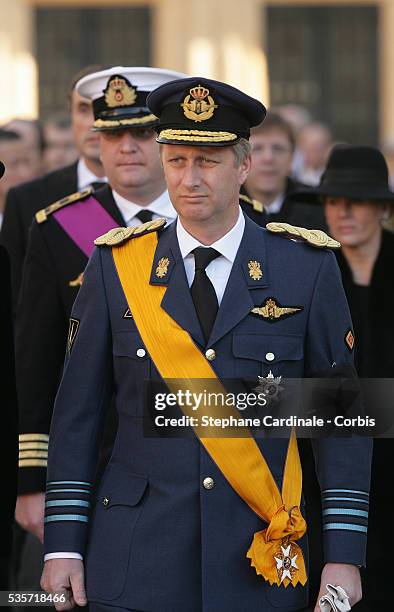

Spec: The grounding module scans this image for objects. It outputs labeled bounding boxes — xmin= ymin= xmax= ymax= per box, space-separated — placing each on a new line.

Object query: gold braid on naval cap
xmin=266 ymin=222 xmax=341 ymax=249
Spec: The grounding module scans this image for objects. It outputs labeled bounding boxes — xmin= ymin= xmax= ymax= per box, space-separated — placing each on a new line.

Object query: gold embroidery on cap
xmin=181 ymin=85 xmax=218 ymax=122
xmin=105 ymin=77 xmax=137 ymax=108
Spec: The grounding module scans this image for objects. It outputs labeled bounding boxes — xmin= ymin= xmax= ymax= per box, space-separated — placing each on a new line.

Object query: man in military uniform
xmin=15 ymin=66 xmax=184 ymax=545
xmin=41 ymin=77 xmax=371 ymax=612
xmin=1 ymin=65 xmax=107 ymax=313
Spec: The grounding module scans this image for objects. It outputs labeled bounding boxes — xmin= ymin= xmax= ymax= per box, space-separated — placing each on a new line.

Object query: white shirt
xmin=44 ymin=208 xmax=245 ymax=563
xmin=112 ymin=189 xmax=176 ymax=227
xmin=263 ymin=192 xmax=285 ymax=215
xmin=176 ymin=207 xmax=245 ymax=305
xmin=77 ymin=158 xmax=108 ymax=191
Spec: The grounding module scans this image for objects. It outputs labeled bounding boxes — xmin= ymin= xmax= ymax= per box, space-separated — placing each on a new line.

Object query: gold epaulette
xmin=239 ymin=194 xmax=264 ymax=213
xmin=266 ymin=222 xmax=341 ymax=249
xmin=94 ymin=218 xmax=167 ymax=247
xmin=35 ymin=186 xmax=94 ymax=224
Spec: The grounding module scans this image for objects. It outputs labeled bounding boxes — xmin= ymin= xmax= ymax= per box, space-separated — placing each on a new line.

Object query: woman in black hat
xmin=292 ymin=145 xmax=394 ymax=610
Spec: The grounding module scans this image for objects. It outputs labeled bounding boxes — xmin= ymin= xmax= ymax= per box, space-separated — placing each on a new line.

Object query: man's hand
xmin=15 ymin=492 xmax=45 ymax=542
xmin=41 ymin=559 xmax=87 ymax=610
xmin=314 ymin=563 xmax=362 ymax=611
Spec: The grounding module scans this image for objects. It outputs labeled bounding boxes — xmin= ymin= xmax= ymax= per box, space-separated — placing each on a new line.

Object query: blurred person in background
xmin=241 ymin=113 xmax=325 ymax=229
xmin=4 ymin=119 xmax=44 ymax=179
xmin=42 ymin=115 xmax=77 ymax=173
xmin=1 ymin=65 xmax=108 ymax=313
xmin=296 ymin=121 xmax=333 ymax=186
xmin=273 ymin=103 xmax=312 ymax=179
xmin=291 ymin=144 xmax=394 ymax=610
xmin=0 ymin=129 xmax=37 ymax=227
xmin=0 ymin=158 xmax=18 ymax=591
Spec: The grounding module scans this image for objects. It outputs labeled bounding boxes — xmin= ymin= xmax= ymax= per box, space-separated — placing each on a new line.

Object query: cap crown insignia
xmin=190 ymin=85 xmax=210 ymax=101
xmin=181 ymin=84 xmax=218 ymax=123
xmin=105 ymin=76 xmax=137 ymax=108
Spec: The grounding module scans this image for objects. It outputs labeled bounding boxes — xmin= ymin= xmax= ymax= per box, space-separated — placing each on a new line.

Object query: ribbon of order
xmin=111 ymin=229 xmax=307 ymax=587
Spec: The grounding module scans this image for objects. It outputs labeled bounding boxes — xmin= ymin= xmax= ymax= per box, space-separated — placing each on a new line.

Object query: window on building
xmin=267 ymin=5 xmax=378 ymax=144
xmin=36 ymin=6 xmax=151 ymax=119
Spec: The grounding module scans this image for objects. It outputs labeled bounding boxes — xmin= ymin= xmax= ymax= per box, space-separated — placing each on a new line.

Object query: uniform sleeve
xmin=305 ymin=250 xmax=372 ymax=567
xmin=0 ymin=188 xmax=26 ymax=314
xmin=0 ymin=247 xmax=18 ymax=557
xmin=15 ymin=222 xmax=69 ymax=494
xmin=44 ymin=247 xmax=113 ymax=556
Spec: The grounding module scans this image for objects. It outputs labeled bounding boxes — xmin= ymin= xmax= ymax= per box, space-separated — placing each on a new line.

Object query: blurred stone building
xmin=0 ymin=0 xmax=392 ymax=145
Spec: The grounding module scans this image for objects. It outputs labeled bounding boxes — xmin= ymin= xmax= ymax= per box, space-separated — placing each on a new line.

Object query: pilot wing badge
xmin=251 ymin=297 xmax=303 ymax=323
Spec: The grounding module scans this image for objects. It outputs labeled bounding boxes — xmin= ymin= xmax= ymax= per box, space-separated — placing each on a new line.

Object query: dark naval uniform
xmin=16 ymin=185 xmax=124 ymax=495
xmin=0 ymin=244 xmax=18 ymax=586
xmin=0 ymin=162 xmax=79 ymax=312
xmin=240 ymin=179 xmax=327 ymax=230
xmin=44 ymin=215 xmax=371 ymax=611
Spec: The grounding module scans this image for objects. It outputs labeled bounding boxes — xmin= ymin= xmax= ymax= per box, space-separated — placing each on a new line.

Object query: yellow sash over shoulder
xmin=107 ymin=225 xmax=307 ymax=588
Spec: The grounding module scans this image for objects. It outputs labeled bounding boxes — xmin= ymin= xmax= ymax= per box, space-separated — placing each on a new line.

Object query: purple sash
xmin=53 ymin=195 xmax=118 ymax=257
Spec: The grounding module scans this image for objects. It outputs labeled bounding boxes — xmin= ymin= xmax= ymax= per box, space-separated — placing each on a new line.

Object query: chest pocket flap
xmin=233 ymin=333 xmax=304 ymax=363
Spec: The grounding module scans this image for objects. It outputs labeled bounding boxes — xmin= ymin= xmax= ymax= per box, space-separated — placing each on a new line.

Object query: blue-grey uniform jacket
xmin=44 ymin=215 xmax=371 ymax=612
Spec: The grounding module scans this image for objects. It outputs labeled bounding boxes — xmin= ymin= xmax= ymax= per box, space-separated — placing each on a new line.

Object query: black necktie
xmin=90 ymin=181 xmax=106 ymax=191
xmin=191 ymin=247 xmax=220 ymax=343
xmin=135 ymin=209 xmax=154 ymax=224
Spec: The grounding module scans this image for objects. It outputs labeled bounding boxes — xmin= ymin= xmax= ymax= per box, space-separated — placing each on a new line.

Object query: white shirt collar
xmin=77 ymin=158 xmax=107 ymax=190
xmin=111 ymin=189 xmax=176 ymax=225
xmin=176 ymin=207 xmax=245 ymax=263
xmin=264 ymin=192 xmax=285 ymax=214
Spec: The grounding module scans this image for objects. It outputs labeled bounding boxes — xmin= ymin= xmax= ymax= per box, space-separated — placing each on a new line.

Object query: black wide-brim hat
xmin=0 ymin=161 xmax=4 ymax=179
xmin=147 ymin=76 xmax=266 ymax=146
xmin=290 ymin=145 xmax=394 ymax=203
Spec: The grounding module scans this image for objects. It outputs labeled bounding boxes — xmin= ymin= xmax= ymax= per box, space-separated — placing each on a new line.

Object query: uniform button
xmin=265 ymin=352 xmax=275 ymax=362
xmin=102 ymin=497 xmax=110 ymax=506
xmin=203 ymin=477 xmax=215 ymax=490
xmin=205 ymin=349 xmax=216 ymax=361
xmin=136 ymin=348 xmax=146 ymax=358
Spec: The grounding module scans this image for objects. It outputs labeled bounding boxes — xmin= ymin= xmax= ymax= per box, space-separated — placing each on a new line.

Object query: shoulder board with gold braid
xmin=239 ymin=193 xmax=264 ymax=213
xmin=35 ymin=186 xmax=94 ymax=224
xmin=266 ymin=221 xmax=341 ymax=249
xmin=94 ymin=218 xmax=167 ymax=247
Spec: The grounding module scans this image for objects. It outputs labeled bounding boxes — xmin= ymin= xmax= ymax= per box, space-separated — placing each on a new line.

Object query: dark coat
xmin=0 ymin=246 xmax=18 ymax=558
xmin=44 ymin=216 xmax=371 ymax=611
xmin=16 ymin=185 xmax=124 ymax=494
xmin=240 ymin=178 xmax=327 ymax=230
xmin=0 ymin=162 xmax=78 ymax=313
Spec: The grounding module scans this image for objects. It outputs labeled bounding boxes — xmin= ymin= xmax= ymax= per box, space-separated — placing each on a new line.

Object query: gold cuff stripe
xmin=19 ymin=433 xmax=49 ymax=442
xmin=19 ymin=459 xmax=47 ymax=468
xmin=159 ymin=129 xmax=237 ymax=142
xmin=93 ymin=114 xmax=157 ymax=129
xmin=19 ymin=442 xmax=48 ymax=451
xmin=19 ymin=450 xmax=48 ymax=459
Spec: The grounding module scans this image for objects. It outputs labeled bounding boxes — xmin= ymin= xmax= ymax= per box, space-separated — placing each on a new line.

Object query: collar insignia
xmin=251 ymin=297 xmax=303 ymax=322
xmin=156 ymin=257 xmax=170 ymax=279
xmin=248 ymin=260 xmax=263 ymax=281
xmin=181 ymin=85 xmax=218 ymax=122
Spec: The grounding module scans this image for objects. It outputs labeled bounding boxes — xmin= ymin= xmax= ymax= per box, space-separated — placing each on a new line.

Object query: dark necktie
xmin=90 ymin=181 xmax=106 ymax=191
xmin=191 ymin=247 xmax=221 ymax=343
xmin=135 ymin=209 xmax=154 ymax=224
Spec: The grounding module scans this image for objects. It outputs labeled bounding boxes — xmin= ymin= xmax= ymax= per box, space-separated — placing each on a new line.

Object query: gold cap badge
xmin=105 ymin=76 xmax=137 ymax=108
xmin=181 ymin=85 xmax=218 ymax=122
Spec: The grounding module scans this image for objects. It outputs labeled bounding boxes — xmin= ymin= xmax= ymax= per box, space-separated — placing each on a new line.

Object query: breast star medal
xmin=255 ymin=371 xmax=283 ymax=402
